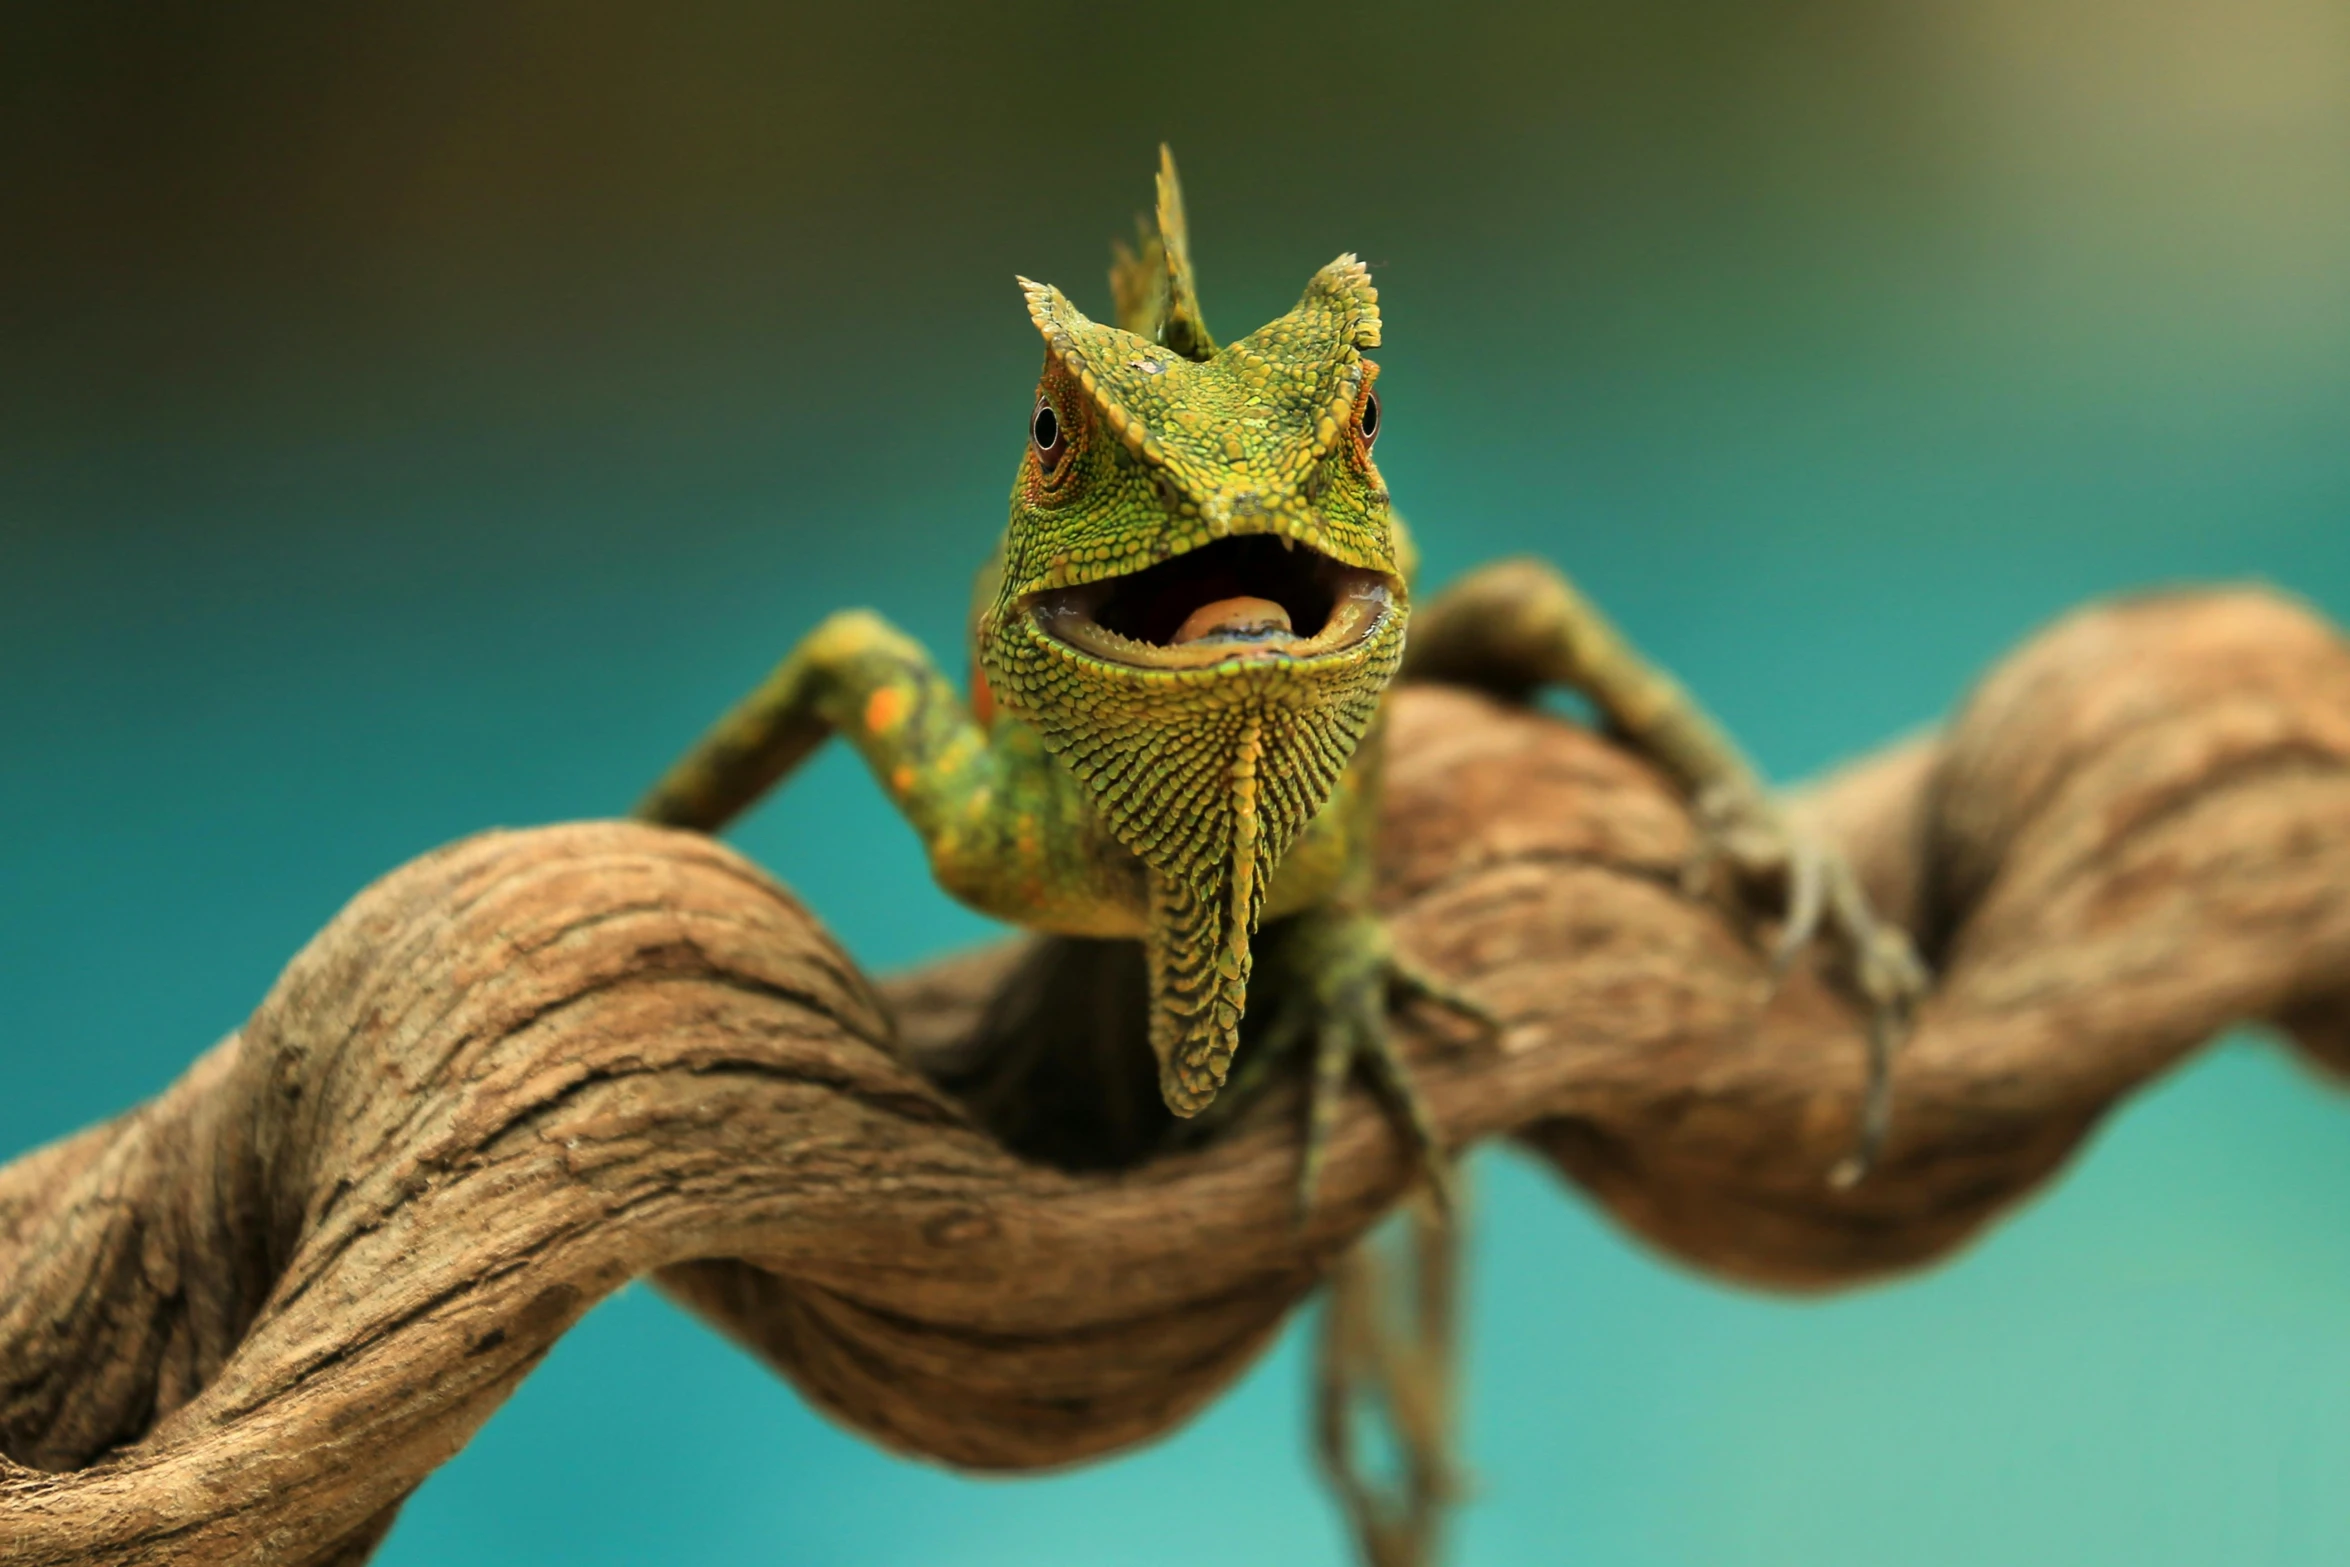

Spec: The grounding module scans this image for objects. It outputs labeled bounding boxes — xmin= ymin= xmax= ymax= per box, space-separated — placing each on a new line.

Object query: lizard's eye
xmin=1032 ymin=398 xmax=1068 ymax=473
xmin=1358 ymin=390 xmax=1380 ymax=447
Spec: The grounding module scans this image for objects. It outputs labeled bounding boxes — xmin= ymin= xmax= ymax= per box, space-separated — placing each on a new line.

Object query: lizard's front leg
xmin=1403 ymin=558 xmax=1930 ymax=1182
xmin=635 ymin=610 xmax=1131 ymax=933
xmin=636 ymin=609 xmax=973 ymax=834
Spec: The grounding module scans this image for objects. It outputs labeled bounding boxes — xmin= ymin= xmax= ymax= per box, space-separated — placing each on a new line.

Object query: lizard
xmin=634 ymin=145 xmax=1929 ymax=1567
xmin=634 ymin=146 xmax=1927 ymax=1210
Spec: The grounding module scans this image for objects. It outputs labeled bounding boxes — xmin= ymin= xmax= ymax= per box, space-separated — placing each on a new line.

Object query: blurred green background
xmin=7 ymin=2 xmax=2350 ymax=1562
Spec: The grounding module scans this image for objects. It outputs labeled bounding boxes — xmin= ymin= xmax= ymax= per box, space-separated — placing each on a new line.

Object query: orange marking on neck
xmin=969 ymin=666 xmax=997 ymax=725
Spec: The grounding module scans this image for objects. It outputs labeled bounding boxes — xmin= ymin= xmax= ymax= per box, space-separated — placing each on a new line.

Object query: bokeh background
xmin=8 ymin=2 xmax=2350 ymax=1562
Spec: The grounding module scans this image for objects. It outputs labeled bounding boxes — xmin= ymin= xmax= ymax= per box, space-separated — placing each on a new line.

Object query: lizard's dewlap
xmin=985 ymin=583 xmax=1408 ymax=1113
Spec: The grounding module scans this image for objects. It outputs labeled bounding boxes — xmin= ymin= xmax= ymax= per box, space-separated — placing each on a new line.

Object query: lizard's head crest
xmin=975 ymin=148 xmax=1411 ymax=1117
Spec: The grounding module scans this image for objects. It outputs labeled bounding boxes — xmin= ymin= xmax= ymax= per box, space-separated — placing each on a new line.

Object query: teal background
xmin=7 ymin=3 xmax=2350 ymax=1562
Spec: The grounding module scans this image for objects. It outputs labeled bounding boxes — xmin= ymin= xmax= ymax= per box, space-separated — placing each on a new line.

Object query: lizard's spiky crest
xmin=1106 ymin=217 xmax=1164 ymax=343
xmin=1107 ymin=145 xmax=1219 ymax=361
xmin=1153 ymin=145 xmax=1217 ymax=362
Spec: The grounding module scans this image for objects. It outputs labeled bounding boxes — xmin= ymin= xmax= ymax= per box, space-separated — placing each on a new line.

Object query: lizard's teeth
xmin=1171 ymin=595 xmax=1296 ymax=647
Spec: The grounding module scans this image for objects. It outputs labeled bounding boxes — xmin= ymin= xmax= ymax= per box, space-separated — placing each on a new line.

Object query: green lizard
xmin=635 ymin=147 xmax=1927 ymax=1211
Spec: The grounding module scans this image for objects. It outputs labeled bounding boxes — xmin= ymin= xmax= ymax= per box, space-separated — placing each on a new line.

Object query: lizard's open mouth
xmin=1028 ymin=536 xmax=1397 ymax=670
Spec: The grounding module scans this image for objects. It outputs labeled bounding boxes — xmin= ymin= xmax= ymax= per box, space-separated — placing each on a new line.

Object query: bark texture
xmin=5 ymin=589 xmax=2350 ymax=1564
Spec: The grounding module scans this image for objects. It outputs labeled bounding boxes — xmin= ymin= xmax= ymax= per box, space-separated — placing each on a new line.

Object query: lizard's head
xmin=993 ymin=257 xmax=1399 ymax=679
xmin=975 ymin=150 xmax=1408 ymax=1114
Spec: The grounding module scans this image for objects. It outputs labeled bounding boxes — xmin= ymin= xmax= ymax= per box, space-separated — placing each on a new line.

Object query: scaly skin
xmin=635 ymin=145 xmax=1928 ymax=1204
xmin=637 ymin=148 xmax=1928 ymax=1567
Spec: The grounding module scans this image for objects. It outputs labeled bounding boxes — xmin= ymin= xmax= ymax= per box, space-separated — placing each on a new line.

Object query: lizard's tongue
xmin=1170 ymin=595 xmax=1295 ymax=647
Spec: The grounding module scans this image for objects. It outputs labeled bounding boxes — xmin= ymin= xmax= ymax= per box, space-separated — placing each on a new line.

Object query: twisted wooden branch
xmin=4 ymin=590 xmax=2348 ymax=1565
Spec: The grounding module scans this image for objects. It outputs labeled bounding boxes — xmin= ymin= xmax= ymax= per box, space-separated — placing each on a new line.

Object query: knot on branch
xmin=4 ymin=589 xmax=2349 ymax=1566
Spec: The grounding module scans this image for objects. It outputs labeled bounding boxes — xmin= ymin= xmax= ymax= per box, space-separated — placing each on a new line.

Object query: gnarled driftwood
xmin=3 ymin=589 xmax=2348 ymax=1565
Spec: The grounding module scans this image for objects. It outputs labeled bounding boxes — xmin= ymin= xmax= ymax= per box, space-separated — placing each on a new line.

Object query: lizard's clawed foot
xmin=1685 ymin=781 xmax=1931 ymax=1187
xmin=1257 ymin=906 xmax=1497 ymax=1222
